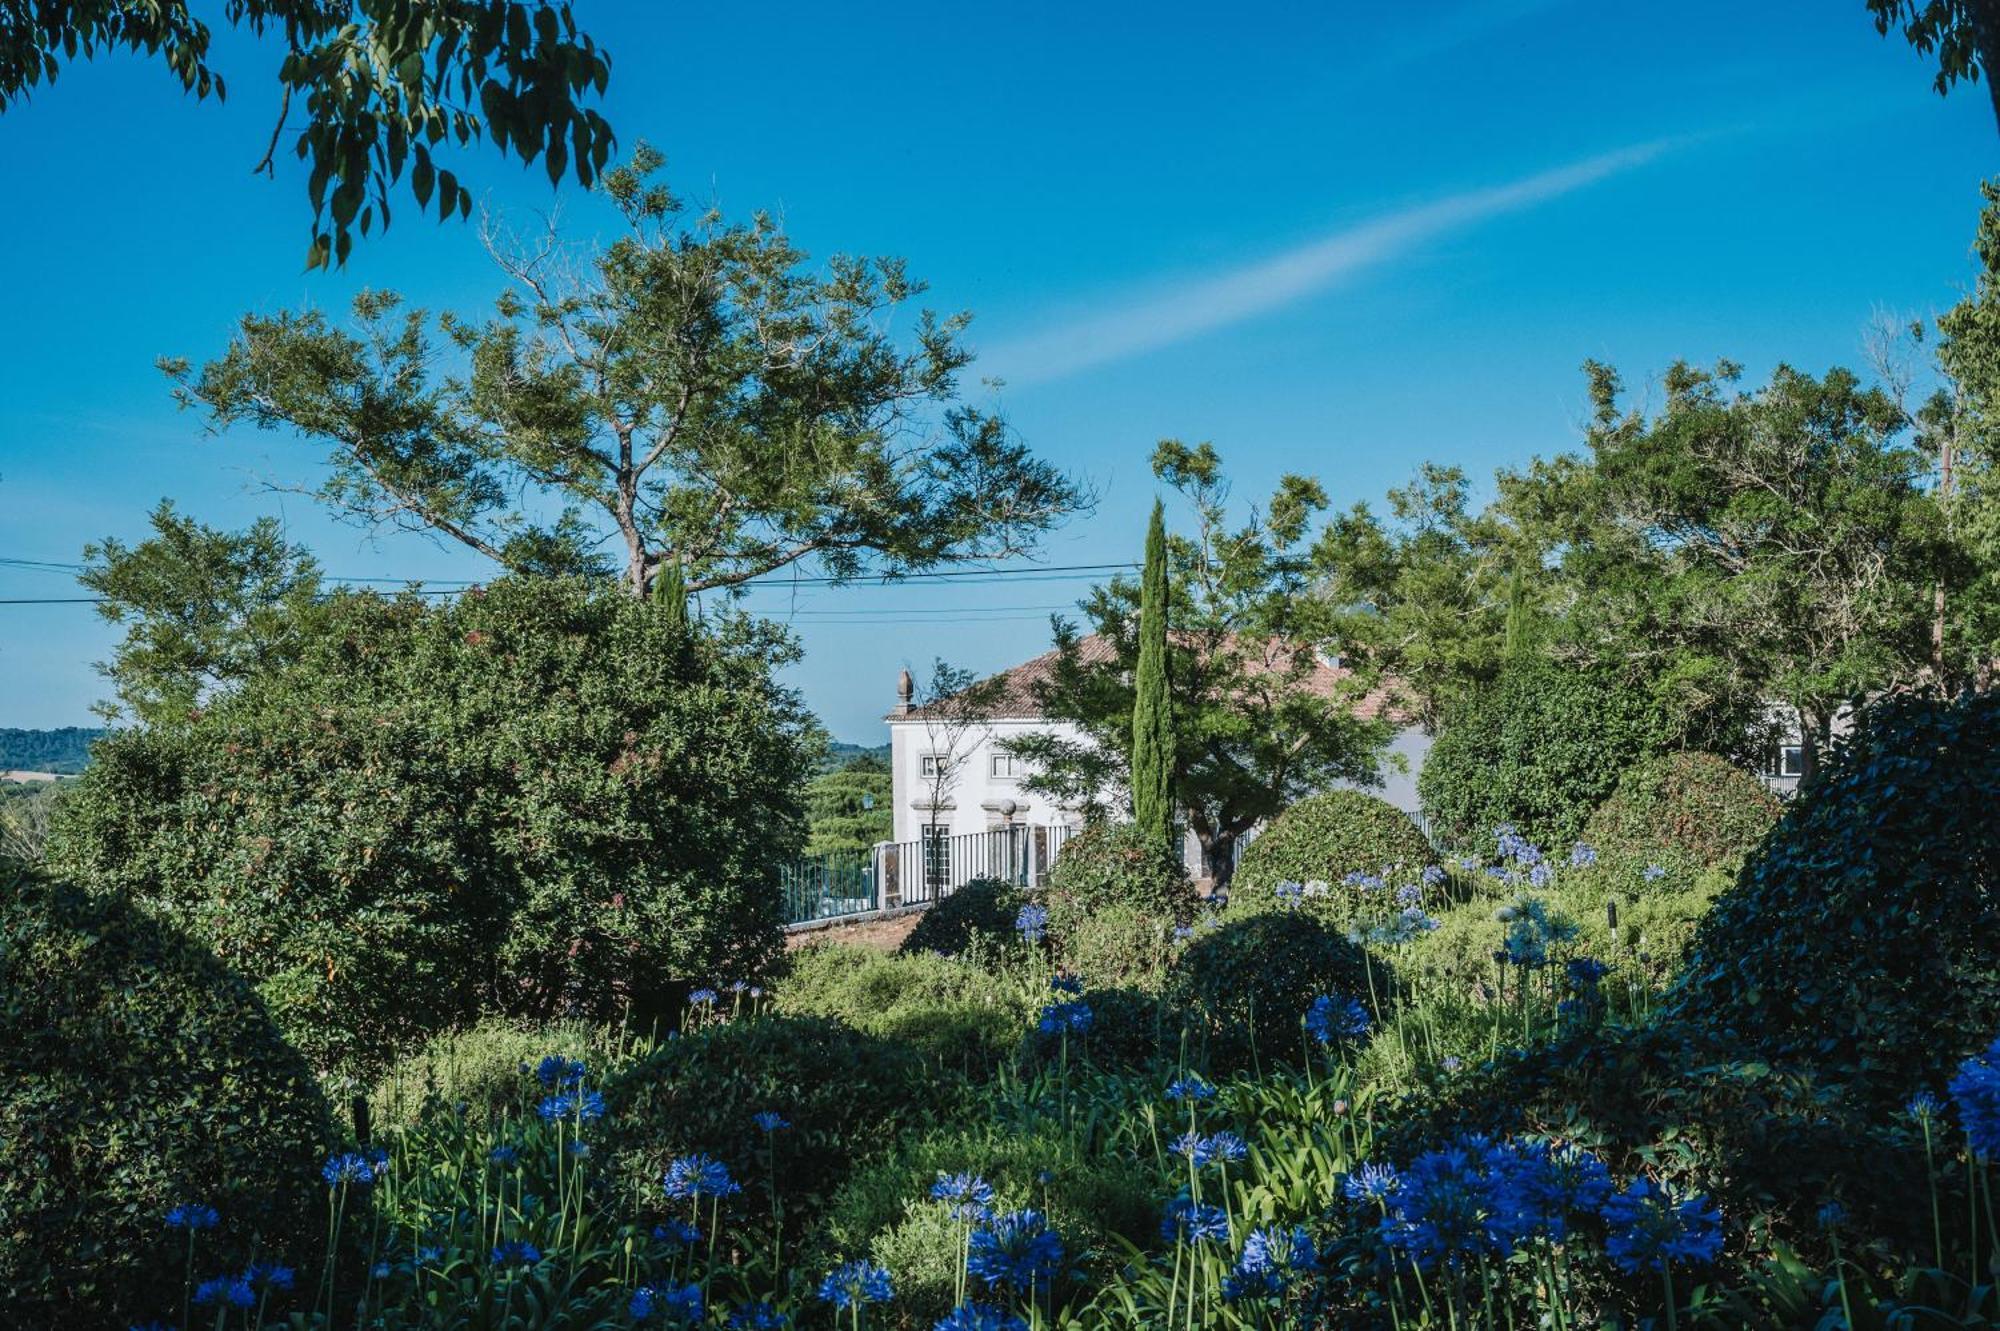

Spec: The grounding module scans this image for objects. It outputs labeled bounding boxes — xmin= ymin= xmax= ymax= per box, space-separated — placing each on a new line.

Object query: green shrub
xmin=1229 ymin=790 xmax=1435 ymax=923
xmin=47 ymin=578 xmax=816 ymax=1075
xmin=0 ymin=873 xmax=332 ymax=1326
xmin=806 ymin=761 xmax=892 ymax=856
xmin=1581 ymin=751 xmax=1780 ymax=878
xmin=1673 ymin=690 xmax=2000 ymax=1104
xmin=368 ymin=1017 xmax=654 ymax=1130
xmin=777 ymin=942 xmax=1037 ymax=1075
xmin=1048 ymin=898 xmax=1181 ymax=992
xmin=1044 ymin=821 xmax=1196 ymax=919
xmin=603 ymin=1014 xmax=944 ymax=1234
xmin=1418 ymin=656 xmax=1662 ymax=852
xmin=900 ymin=876 xmax=1027 ymax=958
xmin=1167 ymin=912 xmax=1384 ymax=1073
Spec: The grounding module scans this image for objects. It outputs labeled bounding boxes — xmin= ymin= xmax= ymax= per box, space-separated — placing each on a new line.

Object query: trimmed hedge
xmin=1043 ymin=821 xmax=1197 ymax=920
xmin=0 ymin=873 xmax=332 ymax=1326
xmin=1168 ymin=913 xmax=1385 ymax=1073
xmin=1581 ymin=751 xmax=1780 ymax=879
xmin=778 ymin=942 xmax=1037 ymax=1075
xmin=1229 ymin=789 xmax=1435 ymax=923
xmin=899 ymin=877 xmax=1027 ymax=958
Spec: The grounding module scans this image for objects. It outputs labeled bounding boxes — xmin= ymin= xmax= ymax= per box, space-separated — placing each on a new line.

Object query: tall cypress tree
xmin=1130 ymin=499 xmax=1175 ymax=852
xmin=653 ymin=560 xmax=691 ymax=640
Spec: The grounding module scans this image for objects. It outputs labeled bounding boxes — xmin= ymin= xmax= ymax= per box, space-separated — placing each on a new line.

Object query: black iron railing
xmin=779 ymin=823 xmax=1075 ymax=927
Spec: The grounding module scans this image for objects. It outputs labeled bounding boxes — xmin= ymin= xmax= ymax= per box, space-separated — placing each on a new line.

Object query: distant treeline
xmin=823 ymin=740 xmax=889 ymax=772
xmin=0 ymin=727 xmax=104 ymax=775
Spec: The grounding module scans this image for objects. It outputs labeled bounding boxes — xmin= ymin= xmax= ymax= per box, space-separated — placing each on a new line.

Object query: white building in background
xmin=883 ymin=635 xmax=1429 ymax=880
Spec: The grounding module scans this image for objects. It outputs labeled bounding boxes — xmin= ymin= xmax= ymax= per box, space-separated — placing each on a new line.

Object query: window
xmin=989 ymin=751 xmax=1022 ymax=780
xmin=921 ymin=822 xmax=951 ymax=884
xmin=920 ymin=754 xmax=950 ymax=779
xmin=1764 ymin=743 xmax=1805 ymax=778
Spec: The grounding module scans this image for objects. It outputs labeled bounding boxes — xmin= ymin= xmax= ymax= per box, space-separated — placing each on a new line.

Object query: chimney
xmin=895 ymin=667 xmax=914 ymax=715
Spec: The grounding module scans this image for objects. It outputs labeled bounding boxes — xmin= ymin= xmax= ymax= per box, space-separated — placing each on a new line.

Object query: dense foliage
xmin=779 ymin=942 xmax=1037 ymax=1074
xmin=1675 ymin=689 xmax=2000 ymax=1101
xmin=899 ymin=877 xmax=1029 ymax=959
xmin=1168 ymin=912 xmax=1383 ymax=1073
xmin=805 ymin=757 xmax=893 ymax=856
xmin=46 ymin=577 xmax=816 ymax=1074
xmin=0 ymin=872 xmax=331 ymax=1326
xmin=1229 ymin=789 xmax=1435 ymax=923
xmin=1418 ymin=655 xmax=1663 ymax=851
xmin=1581 ymin=750 xmax=1781 ymax=878
xmin=1042 ymin=821 xmax=1197 ymax=919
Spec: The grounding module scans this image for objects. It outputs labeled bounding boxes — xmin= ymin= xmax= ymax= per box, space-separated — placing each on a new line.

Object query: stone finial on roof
xmin=896 ymin=667 xmax=914 ymax=715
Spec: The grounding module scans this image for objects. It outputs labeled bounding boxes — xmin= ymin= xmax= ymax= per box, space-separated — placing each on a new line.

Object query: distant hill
xmin=824 ymin=739 xmax=890 ymax=772
xmin=0 ymin=727 xmax=105 ymax=776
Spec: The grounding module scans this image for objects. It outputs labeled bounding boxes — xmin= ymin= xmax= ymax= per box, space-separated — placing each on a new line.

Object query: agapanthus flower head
xmin=630 ymin=1281 xmax=705 ymax=1324
xmin=164 ymin=1202 xmax=220 ymax=1231
xmin=321 ymin=1152 xmax=377 ymax=1187
xmin=1908 ymin=1090 xmax=1944 ymax=1119
xmin=933 ymin=1304 xmax=1028 ymax=1331
xmin=1303 ymin=994 xmax=1371 ymax=1045
xmin=1273 ymin=880 xmax=1306 ymax=908
xmin=1165 ymin=1075 xmax=1216 ymax=1102
xmin=489 ymin=1144 xmax=520 ymax=1166
xmin=566 ymin=1140 xmax=591 ymax=1157
xmin=1599 ymin=1177 xmax=1724 ymax=1274
xmin=967 ymin=1209 xmax=1065 ymax=1293
xmin=1014 ymin=903 xmax=1049 ymax=942
xmin=192 ymin=1276 xmax=254 ymax=1309
xmin=1569 ymin=842 xmax=1598 ymax=868
xmin=1377 ymin=1135 xmax=1531 ymax=1269
xmin=1049 ymin=972 xmax=1084 ymax=995
xmin=662 ymin=1153 xmax=742 ymax=1200
xmin=371 ymin=1261 xmax=392 ymax=1279
xmin=1642 ymin=863 xmax=1667 ymax=881
xmin=753 ymin=1111 xmax=791 ymax=1133
xmin=1038 ymin=1000 xmax=1093 ymax=1036
xmin=1441 ymin=1055 xmax=1462 ymax=1073
xmin=533 ymin=1055 xmax=587 ymax=1089
xmin=1528 ymin=862 xmax=1554 ymax=888
xmin=1950 ymin=1034 xmax=2000 ymax=1158
xmin=243 ymin=1261 xmax=295 ymax=1292
xmin=1566 ymin=957 xmax=1610 ymax=990
xmin=537 ymin=1092 xmax=576 ymax=1121
xmin=930 ymin=1172 xmax=996 ymax=1221
xmin=1160 ymin=1195 xmax=1230 ymax=1243
xmin=1192 ymin=1131 xmax=1249 ymax=1168
xmin=1422 ymin=864 xmax=1447 ymax=885
xmin=816 ymin=1260 xmax=894 ymax=1309
xmin=1393 ymin=881 xmax=1425 ymax=908
xmin=491 ymin=1239 xmax=543 ymax=1267
xmin=1508 ymin=1141 xmax=1612 ymax=1242
xmin=689 ymin=988 xmax=719 ymax=1007
xmin=727 ymin=1302 xmax=790 ymax=1329
xmin=1818 ymin=1201 xmax=1848 ymax=1228
xmin=1340 ymin=1161 xmax=1401 ymax=1203
xmin=1172 ymin=924 xmax=1194 ymax=941
xmin=653 ymin=1219 xmax=702 ymax=1246
xmin=1239 ymin=1224 xmax=1318 ymax=1274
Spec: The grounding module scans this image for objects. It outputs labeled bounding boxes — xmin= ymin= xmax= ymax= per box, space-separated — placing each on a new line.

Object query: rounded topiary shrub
xmin=1673 ymin=690 xmax=2000 ymax=1104
xmin=1167 ymin=913 xmax=1385 ymax=1073
xmin=1581 ymin=751 xmax=1780 ymax=879
xmin=778 ymin=942 xmax=1035 ymax=1074
xmin=1048 ymin=899 xmax=1181 ymax=992
xmin=1044 ymin=821 xmax=1197 ymax=919
xmin=1419 ymin=656 xmax=1661 ymax=853
xmin=0 ymin=873 xmax=332 ymax=1327
xmin=1229 ymin=790 xmax=1435 ymax=922
xmin=899 ymin=876 xmax=1027 ymax=958
xmin=604 ymin=1014 xmax=942 ymax=1235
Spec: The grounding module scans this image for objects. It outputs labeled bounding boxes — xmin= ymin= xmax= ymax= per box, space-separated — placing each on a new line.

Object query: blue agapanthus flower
xmin=727 ymin=1302 xmax=790 ymax=1329
xmin=630 ymin=1281 xmax=704 ymax=1324
xmin=491 ymin=1240 xmax=543 ymax=1267
xmin=1304 ymin=994 xmax=1371 ymax=1045
xmin=930 ymin=1172 xmax=996 ymax=1222
xmin=1566 ymin=958 xmax=1610 ymax=989
xmin=1190 ymin=1132 xmax=1249 ymax=1168
xmin=1506 ymin=1141 xmax=1613 ymax=1243
xmin=816 ymin=1260 xmax=893 ymax=1309
xmin=1817 ymin=1201 xmax=1848 ymax=1228
xmin=533 ymin=1055 xmax=586 ymax=1089
xmin=1377 ymin=1135 xmax=1531 ymax=1269
xmin=1393 ymin=881 xmax=1425 ymax=908
xmin=1049 ymin=972 xmax=1084 ymax=994
xmin=1951 ymin=1035 xmax=2000 ymax=1158
xmin=1172 ymin=924 xmax=1194 ymax=941
xmin=537 ymin=1093 xmax=575 ymax=1121
xmin=1422 ymin=864 xmax=1447 ymax=885
xmin=1642 ymin=863 xmax=1667 ymax=881
xmin=1038 ymin=1000 xmax=1093 ymax=1036
xmin=1273 ymin=880 xmax=1306 ymax=908
xmin=1160 ymin=1196 xmax=1230 ymax=1243
xmin=192 ymin=1276 xmax=254 ymax=1308
xmin=689 ymin=988 xmax=719 ymax=1006
xmin=321 ymin=1152 xmax=377 ymax=1187
xmin=753 ymin=1111 xmax=791 ymax=1133
xmin=1909 ymin=1090 xmax=1944 ymax=1119
xmin=1222 ymin=1225 xmax=1316 ymax=1300
xmin=1599 ymin=1178 xmax=1724 ymax=1274
xmin=489 ymin=1144 xmax=520 ymax=1166
xmin=933 ymin=1304 xmax=1028 ymax=1331
xmin=967 ymin=1210 xmax=1065 ymax=1294
xmin=662 ymin=1154 xmax=742 ymax=1200
xmin=1165 ymin=1075 xmax=1216 ymax=1102
xmin=164 ymin=1202 xmax=220 ymax=1231
xmin=1340 ymin=1161 xmax=1401 ymax=1203
xmin=1014 ymin=904 xmax=1049 ymax=942
xmin=243 ymin=1261 xmax=294 ymax=1292
xmin=653 ymin=1219 xmax=702 ymax=1245
xmin=1569 ymin=842 xmax=1598 ymax=868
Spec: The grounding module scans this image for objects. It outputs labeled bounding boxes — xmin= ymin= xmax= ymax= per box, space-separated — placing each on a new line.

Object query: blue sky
xmin=0 ymin=0 xmax=1994 ymax=741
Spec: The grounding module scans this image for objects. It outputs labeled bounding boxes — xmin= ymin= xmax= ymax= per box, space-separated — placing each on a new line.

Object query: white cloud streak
xmin=982 ymin=138 xmax=1676 ymax=387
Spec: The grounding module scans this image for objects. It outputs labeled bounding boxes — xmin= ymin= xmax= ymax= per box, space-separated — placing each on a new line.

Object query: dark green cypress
xmin=1131 ymin=499 xmax=1175 ymax=853
xmin=653 ymin=560 xmax=691 ymax=640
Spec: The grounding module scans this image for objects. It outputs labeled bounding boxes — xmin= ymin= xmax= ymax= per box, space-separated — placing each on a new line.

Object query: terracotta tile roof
xmin=889 ymin=633 xmax=1408 ymax=724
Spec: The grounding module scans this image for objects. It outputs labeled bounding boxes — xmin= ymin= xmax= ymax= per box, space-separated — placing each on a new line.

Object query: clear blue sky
xmin=0 ymin=0 xmax=1993 ymax=741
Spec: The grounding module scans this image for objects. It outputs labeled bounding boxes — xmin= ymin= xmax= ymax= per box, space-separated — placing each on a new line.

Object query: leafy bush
xmin=1167 ymin=912 xmax=1385 ymax=1073
xmin=1419 ymin=656 xmax=1661 ymax=852
xmin=0 ymin=872 xmax=331 ymax=1326
xmin=368 ymin=1017 xmax=655 ymax=1130
xmin=1043 ymin=821 xmax=1196 ymax=919
xmin=603 ymin=1014 xmax=944 ymax=1234
xmin=1048 ymin=897 xmax=1181 ymax=991
xmin=47 ymin=578 xmax=816 ymax=1074
xmin=777 ymin=942 xmax=1037 ymax=1075
xmin=1229 ymin=789 xmax=1435 ymax=922
xmin=1582 ymin=751 xmax=1780 ymax=879
xmin=900 ymin=876 xmax=1028 ymax=958
xmin=1674 ymin=690 xmax=2000 ymax=1103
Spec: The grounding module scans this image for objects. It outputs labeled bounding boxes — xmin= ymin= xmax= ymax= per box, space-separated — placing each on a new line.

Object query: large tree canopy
xmin=1869 ymin=1 xmax=2000 ymax=133
xmin=0 ymin=0 xmax=614 ymax=266
xmin=166 ymin=147 xmax=1083 ymax=598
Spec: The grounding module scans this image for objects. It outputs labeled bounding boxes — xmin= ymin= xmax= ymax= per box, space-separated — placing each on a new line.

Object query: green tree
xmin=1869 ymin=1 xmax=2000 ymax=133
xmin=47 ymin=577 xmax=816 ymax=1073
xmin=1012 ymin=442 xmax=1391 ymax=887
xmin=79 ymin=500 xmax=325 ymax=725
xmin=1129 ymin=499 xmax=1174 ymax=855
xmin=166 ymin=147 xmax=1084 ymax=600
xmin=0 ymin=1 xmax=615 ymax=266
xmin=1929 ymin=180 xmax=2000 ymax=688
xmin=805 ymin=757 xmax=892 ymax=856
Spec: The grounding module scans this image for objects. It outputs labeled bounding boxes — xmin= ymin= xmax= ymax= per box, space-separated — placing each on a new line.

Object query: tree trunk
xmin=1797 ymin=704 xmax=1831 ymax=787
xmin=1202 ymin=828 xmax=1239 ymax=893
